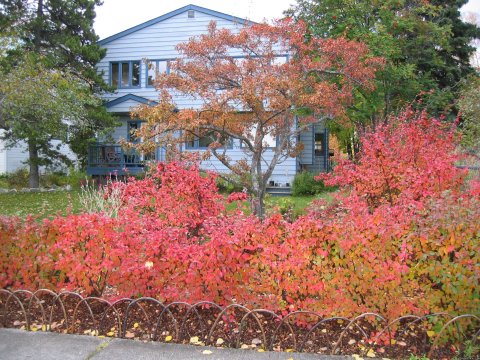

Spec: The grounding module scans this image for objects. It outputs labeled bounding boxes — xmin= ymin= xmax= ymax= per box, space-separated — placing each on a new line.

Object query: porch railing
xmin=87 ymin=144 xmax=153 ymax=176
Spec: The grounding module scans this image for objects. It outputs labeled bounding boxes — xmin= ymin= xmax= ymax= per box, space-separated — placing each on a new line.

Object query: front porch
xmin=86 ymin=144 xmax=153 ymax=176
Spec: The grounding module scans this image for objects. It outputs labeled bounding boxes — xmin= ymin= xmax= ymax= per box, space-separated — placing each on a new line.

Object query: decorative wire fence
xmin=1 ymin=289 xmax=479 ymax=359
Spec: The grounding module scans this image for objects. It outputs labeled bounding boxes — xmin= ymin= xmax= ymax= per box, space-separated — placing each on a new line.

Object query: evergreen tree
xmin=0 ymin=0 xmax=115 ymax=185
xmin=288 ymin=0 xmax=480 ymax=155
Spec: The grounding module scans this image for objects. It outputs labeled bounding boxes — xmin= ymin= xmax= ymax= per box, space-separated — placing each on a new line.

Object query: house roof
xmin=105 ymin=94 xmax=158 ymax=109
xmin=98 ymin=4 xmax=254 ymax=46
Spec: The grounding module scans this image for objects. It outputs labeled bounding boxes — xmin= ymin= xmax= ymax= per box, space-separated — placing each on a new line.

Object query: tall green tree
xmin=288 ymin=0 xmax=480 ymax=155
xmin=0 ymin=0 xmax=115 ymax=184
xmin=0 ymin=55 xmax=105 ymax=187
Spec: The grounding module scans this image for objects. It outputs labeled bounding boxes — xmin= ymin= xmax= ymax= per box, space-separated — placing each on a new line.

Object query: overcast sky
xmin=94 ymin=0 xmax=480 ymax=40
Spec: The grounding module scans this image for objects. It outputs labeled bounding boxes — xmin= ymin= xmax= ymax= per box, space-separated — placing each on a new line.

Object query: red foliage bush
xmin=1 ymin=110 xmax=478 ymax=319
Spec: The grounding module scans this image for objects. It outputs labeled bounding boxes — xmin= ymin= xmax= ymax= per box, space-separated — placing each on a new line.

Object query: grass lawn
xmin=0 ymin=190 xmax=83 ymax=218
xmin=0 ymin=189 xmax=332 ymax=218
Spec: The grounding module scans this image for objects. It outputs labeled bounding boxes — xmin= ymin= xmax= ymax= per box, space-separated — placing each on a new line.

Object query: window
xmin=127 ymin=121 xmax=141 ymax=143
xmin=146 ymin=60 xmax=170 ymax=87
xmin=110 ymin=61 xmax=140 ymax=88
xmin=315 ymin=132 xmax=325 ymax=156
xmin=241 ymin=125 xmax=278 ymax=149
xmin=185 ymin=130 xmax=232 ymax=149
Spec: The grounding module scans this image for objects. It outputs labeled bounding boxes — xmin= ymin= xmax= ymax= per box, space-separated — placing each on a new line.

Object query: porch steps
xmin=266 ymin=186 xmax=292 ymax=197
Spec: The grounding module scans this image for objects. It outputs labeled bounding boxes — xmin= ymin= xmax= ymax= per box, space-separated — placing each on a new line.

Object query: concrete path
xmin=0 ymin=329 xmax=353 ymax=360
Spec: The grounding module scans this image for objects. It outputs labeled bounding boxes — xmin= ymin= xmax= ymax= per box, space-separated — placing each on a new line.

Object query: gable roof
xmin=105 ymin=94 xmax=158 ymax=109
xmin=99 ymin=4 xmax=254 ymax=46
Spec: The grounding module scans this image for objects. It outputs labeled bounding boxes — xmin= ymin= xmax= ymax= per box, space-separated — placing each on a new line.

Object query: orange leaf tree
xmin=133 ymin=19 xmax=382 ymax=216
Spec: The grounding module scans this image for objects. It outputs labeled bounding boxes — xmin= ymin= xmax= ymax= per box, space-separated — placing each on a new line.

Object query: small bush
xmin=292 ymin=171 xmax=334 ymax=196
xmin=216 ymin=177 xmax=243 ymax=194
xmin=4 ymin=168 xmax=29 ymax=189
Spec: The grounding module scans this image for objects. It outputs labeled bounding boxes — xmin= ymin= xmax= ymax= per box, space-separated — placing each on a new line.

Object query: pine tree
xmin=0 ymin=0 xmax=115 ymax=186
xmin=288 ymin=0 xmax=480 ymax=155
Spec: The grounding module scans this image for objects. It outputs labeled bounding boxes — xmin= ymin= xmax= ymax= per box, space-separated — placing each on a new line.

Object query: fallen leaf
xmin=13 ymin=321 xmax=22 ymax=326
xmin=190 ymin=336 xmax=200 ymax=344
xmin=202 ymin=350 xmax=213 ymax=355
xmin=321 ymin=328 xmax=327 ymax=333
xmin=366 ymin=349 xmax=376 ymax=358
xmin=352 ymin=355 xmax=364 ymax=360
xmin=257 ymin=349 xmax=265 ymax=352
xmin=398 ymin=341 xmax=407 ymax=346
xmin=390 ymin=339 xmax=397 ymax=345
xmin=251 ymin=338 xmax=262 ymax=345
xmin=240 ymin=344 xmax=249 ymax=349
xmin=216 ymin=338 xmax=224 ymax=345
xmin=165 ymin=335 xmax=173 ymax=342
xmin=427 ymin=331 xmax=435 ymax=338
xmin=125 ymin=331 xmax=135 ymax=339
xmin=348 ymin=339 xmax=356 ymax=345
xmin=285 ymin=349 xmax=294 ymax=352
xmin=98 ymin=336 xmax=105 ymax=339
xmin=133 ymin=322 xmax=139 ymax=329
xmin=107 ymin=331 xmax=115 ymax=337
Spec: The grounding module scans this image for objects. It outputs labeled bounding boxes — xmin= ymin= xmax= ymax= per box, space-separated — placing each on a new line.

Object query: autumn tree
xmin=133 ymin=20 xmax=381 ymax=216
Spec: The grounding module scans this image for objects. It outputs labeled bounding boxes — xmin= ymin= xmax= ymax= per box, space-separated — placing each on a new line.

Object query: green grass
xmin=0 ymin=189 xmax=332 ymax=218
xmin=0 ymin=190 xmax=82 ymax=218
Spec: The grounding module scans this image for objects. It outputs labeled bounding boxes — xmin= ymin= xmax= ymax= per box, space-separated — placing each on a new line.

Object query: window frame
xmin=314 ymin=131 xmax=326 ymax=156
xmin=110 ymin=61 xmax=141 ymax=89
xmin=146 ymin=59 xmax=172 ymax=87
xmin=185 ymin=129 xmax=233 ymax=150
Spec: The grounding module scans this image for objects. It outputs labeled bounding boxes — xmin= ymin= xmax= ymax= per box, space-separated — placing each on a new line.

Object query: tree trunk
xmin=28 ymin=139 xmax=40 ymax=188
xmin=251 ymin=189 xmax=266 ymax=218
xmin=250 ymin=172 xmax=266 ymax=218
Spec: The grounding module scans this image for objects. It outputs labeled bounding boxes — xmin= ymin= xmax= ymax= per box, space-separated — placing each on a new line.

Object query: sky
xmin=94 ymin=0 xmax=480 ymax=40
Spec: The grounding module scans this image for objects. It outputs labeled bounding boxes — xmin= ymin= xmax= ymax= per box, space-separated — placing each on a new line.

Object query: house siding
xmin=0 ymin=137 xmax=77 ymax=175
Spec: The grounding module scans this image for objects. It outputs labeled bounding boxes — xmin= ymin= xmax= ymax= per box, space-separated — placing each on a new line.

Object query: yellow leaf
xmin=286 ymin=349 xmax=294 ymax=352
xmin=165 ymin=335 xmax=173 ymax=342
xmin=216 ymin=338 xmax=224 ymax=345
xmin=133 ymin=322 xmax=139 ymax=329
xmin=352 ymin=355 xmax=364 ymax=360
xmin=41 ymin=325 xmax=47 ymax=332
xmin=202 ymin=350 xmax=213 ymax=355
xmin=107 ymin=331 xmax=115 ymax=337
xmin=190 ymin=336 xmax=200 ymax=344
xmin=257 ymin=349 xmax=265 ymax=352
xmin=427 ymin=330 xmax=435 ymax=338
xmin=366 ymin=349 xmax=376 ymax=358
xmin=390 ymin=339 xmax=397 ymax=345
xmin=287 ymin=358 xmax=294 ymax=360
xmin=31 ymin=327 xmax=38 ymax=332
xmin=83 ymin=329 xmax=91 ymax=335
xmin=240 ymin=344 xmax=249 ymax=349
xmin=98 ymin=336 xmax=105 ymax=339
